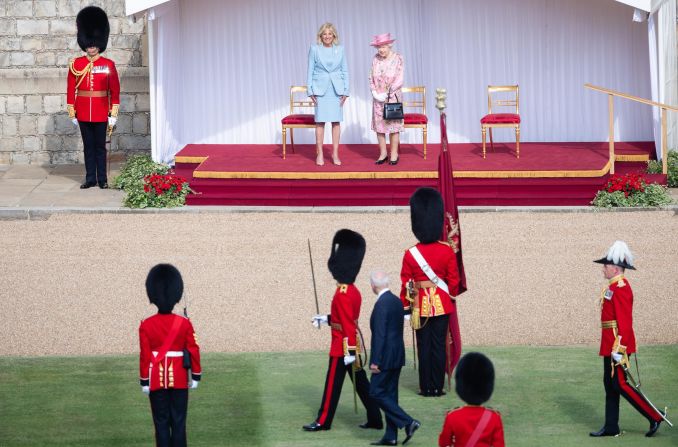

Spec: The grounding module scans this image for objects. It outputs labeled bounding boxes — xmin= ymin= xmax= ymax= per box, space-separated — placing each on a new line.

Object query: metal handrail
xmin=585 ymin=83 xmax=675 ymax=175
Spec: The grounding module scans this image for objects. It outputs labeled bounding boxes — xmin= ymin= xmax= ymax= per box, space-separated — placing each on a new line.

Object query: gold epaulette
xmin=617 ymin=279 xmax=626 ymax=287
xmin=338 ymin=284 xmax=348 ymax=293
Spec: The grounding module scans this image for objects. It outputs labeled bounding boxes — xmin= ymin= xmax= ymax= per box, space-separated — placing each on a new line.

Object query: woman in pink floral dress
xmin=369 ymin=33 xmax=404 ymax=165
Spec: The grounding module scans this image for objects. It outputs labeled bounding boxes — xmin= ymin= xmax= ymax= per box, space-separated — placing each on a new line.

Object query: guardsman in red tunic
xmin=67 ymin=6 xmax=120 ymax=189
xmin=303 ymin=229 xmax=383 ymax=432
xmin=438 ymin=352 xmax=504 ymax=447
xmin=590 ymin=241 xmax=665 ymax=438
xmin=139 ymin=264 xmax=202 ymax=447
xmin=400 ymin=187 xmax=460 ymax=396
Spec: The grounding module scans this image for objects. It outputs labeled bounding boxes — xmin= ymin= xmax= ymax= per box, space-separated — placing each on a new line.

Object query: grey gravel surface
xmin=0 ymin=211 xmax=676 ymax=356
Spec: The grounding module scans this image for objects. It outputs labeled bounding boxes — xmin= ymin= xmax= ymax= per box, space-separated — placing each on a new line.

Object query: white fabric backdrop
xmin=148 ymin=0 xmax=653 ymax=163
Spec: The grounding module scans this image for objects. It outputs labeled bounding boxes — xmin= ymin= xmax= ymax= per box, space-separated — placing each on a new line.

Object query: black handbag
xmin=383 ymin=91 xmax=404 ymax=121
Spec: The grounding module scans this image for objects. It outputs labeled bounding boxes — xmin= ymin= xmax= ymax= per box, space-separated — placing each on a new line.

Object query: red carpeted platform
xmin=174 ymin=142 xmax=665 ymax=206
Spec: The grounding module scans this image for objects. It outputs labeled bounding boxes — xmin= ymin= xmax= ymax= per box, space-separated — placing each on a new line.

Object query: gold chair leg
xmin=515 ymin=126 xmax=520 ymax=159
xmin=423 ymin=128 xmax=427 ymax=160
xmin=481 ymin=127 xmax=486 ymax=159
xmin=290 ymin=128 xmax=295 ymax=154
xmin=489 ymin=128 xmax=494 ymax=152
xmin=282 ymin=127 xmax=287 ymax=159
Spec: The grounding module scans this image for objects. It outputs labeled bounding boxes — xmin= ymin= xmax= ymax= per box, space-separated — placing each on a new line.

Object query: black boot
xmin=589 ymin=427 xmax=620 ymax=437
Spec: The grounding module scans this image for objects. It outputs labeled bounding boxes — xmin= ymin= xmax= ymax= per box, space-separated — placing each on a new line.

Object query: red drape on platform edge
xmin=438 ymin=112 xmax=467 ymax=379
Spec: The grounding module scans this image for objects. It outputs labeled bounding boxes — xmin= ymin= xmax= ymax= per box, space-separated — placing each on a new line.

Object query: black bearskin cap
xmin=76 ymin=6 xmax=110 ymax=52
xmin=327 ymin=229 xmax=366 ymax=284
xmin=455 ymin=352 xmax=495 ymax=405
xmin=410 ymin=187 xmax=444 ymax=244
xmin=145 ymin=264 xmax=183 ymax=314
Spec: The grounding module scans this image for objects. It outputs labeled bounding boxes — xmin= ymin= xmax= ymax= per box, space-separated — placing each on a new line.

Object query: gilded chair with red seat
xmin=402 ymin=86 xmax=428 ymax=159
xmin=281 ymin=86 xmax=316 ymax=159
xmin=480 ymin=85 xmax=520 ymax=159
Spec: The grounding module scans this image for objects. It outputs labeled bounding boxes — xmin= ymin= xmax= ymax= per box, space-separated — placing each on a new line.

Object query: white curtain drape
xmin=658 ymin=0 xmax=677 ymax=156
xmin=148 ymin=0 xmax=653 ymax=163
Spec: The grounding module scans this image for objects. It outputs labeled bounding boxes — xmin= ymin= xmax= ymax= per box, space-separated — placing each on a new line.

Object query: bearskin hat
xmin=593 ymin=240 xmax=636 ymax=270
xmin=145 ymin=264 xmax=184 ymax=314
xmin=455 ymin=352 xmax=495 ymax=406
xmin=327 ymin=229 xmax=366 ymax=284
xmin=409 ymin=187 xmax=444 ymax=244
xmin=76 ymin=6 xmax=110 ymax=53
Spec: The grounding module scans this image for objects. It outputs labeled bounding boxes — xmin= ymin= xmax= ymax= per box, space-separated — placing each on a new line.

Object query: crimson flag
xmin=438 ymin=112 xmax=467 ymax=379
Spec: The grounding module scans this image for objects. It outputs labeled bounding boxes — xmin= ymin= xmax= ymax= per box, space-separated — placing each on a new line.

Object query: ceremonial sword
xmin=106 ymin=124 xmax=114 ymax=180
xmin=307 ymin=239 xmax=320 ymax=329
xmin=619 ymin=359 xmax=673 ymax=427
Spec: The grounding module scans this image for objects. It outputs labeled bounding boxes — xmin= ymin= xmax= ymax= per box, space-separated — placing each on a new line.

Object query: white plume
xmin=606 ymin=240 xmax=634 ymax=267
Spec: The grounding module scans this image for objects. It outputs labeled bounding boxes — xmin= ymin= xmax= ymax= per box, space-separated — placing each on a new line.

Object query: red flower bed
xmin=143 ymin=173 xmax=187 ymax=196
xmin=604 ymin=173 xmax=646 ymax=197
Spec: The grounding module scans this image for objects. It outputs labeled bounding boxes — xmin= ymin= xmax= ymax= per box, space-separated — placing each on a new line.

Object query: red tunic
xmin=329 ymin=284 xmax=362 ymax=358
xmin=66 ymin=55 xmax=120 ymax=122
xmin=438 ymin=406 xmax=505 ymax=447
xmin=139 ymin=313 xmax=202 ymax=391
xmin=599 ymin=275 xmax=636 ymax=356
xmin=400 ymin=241 xmax=460 ymax=317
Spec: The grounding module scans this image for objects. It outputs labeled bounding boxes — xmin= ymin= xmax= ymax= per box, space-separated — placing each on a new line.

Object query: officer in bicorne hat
xmin=303 ymin=229 xmax=383 ymax=432
xmin=67 ymin=6 xmax=120 ymax=189
xmin=590 ymin=241 xmax=665 ymax=438
xmin=438 ymin=352 xmax=505 ymax=446
xmin=400 ymin=187 xmax=460 ymax=397
xmin=139 ymin=264 xmax=202 ymax=447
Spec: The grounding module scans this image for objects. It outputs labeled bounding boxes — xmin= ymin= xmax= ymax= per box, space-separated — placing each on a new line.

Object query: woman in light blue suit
xmin=307 ymin=23 xmax=349 ymax=166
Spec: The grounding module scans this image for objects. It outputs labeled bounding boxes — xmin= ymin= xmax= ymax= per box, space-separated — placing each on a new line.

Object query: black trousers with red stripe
xmin=315 ymin=356 xmax=383 ymax=429
xmin=602 ymin=355 xmax=662 ymax=432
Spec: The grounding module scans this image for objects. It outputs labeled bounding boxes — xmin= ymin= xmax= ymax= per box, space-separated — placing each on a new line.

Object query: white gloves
xmin=611 ymin=352 xmax=623 ymax=363
xmin=344 ymin=355 xmax=356 ymax=365
xmin=108 ymin=116 xmax=117 ymax=127
xmin=141 ymin=385 xmax=150 ymax=395
xmin=190 ymin=380 xmax=199 ymax=389
xmin=371 ymin=90 xmax=388 ymax=102
xmin=312 ymin=314 xmax=329 ymax=328
xmin=71 ymin=118 xmax=79 ymax=127
xmin=404 ymin=314 xmax=411 ymax=321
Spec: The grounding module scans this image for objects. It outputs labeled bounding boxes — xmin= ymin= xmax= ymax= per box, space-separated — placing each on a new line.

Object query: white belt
xmin=152 ymin=350 xmax=184 ymax=358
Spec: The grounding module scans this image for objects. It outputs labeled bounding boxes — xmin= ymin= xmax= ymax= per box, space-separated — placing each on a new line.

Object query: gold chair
xmin=480 ymin=85 xmax=520 ymax=159
xmin=281 ymin=86 xmax=316 ymax=159
xmin=402 ymin=86 xmax=428 ymax=159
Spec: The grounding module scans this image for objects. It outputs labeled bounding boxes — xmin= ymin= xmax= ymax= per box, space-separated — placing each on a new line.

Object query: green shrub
xmin=112 ymin=154 xmax=169 ymax=191
xmin=646 ymin=150 xmax=678 ymax=187
xmin=592 ymin=181 xmax=673 ymax=207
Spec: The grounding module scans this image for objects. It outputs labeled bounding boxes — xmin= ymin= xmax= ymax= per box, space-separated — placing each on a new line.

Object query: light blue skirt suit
xmin=307 ymin=44 xmax=349 ymax=123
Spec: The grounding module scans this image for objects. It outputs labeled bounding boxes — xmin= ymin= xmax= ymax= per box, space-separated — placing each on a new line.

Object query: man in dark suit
xmin=368 ymin=270 xmax=420 ymax=446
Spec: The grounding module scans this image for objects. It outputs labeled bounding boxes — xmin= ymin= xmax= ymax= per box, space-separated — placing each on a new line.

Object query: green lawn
xmin=0 ymin=346 xmax=676 ymax=446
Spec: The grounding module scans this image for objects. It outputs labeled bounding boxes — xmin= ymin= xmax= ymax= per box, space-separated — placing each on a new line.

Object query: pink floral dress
xmin=369 ymin=52 xmax=404 ymax=134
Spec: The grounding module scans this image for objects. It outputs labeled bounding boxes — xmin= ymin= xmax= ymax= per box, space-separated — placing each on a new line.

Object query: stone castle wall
xmin=0 ymin=0 xmax=149 ymax=164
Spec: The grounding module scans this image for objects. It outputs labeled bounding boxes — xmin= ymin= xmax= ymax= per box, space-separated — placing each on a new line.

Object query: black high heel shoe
xmin=375 ymin=155 xmax=388 ymax=165
xmin=388 ymin=156 xmax=399 ymax=165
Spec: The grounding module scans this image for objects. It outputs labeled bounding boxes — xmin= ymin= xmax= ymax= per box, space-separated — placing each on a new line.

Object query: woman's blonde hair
xmin=316 ymin=22 xmax=339 ymax=45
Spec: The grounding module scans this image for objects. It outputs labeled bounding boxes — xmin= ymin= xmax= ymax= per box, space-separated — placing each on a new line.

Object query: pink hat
xmin=370 ymin=33 xmax=395 ymax=47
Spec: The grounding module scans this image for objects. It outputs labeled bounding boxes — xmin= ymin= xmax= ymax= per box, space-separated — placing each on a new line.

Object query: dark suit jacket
xmin=369 ymin=289 xmax=405 ymax=370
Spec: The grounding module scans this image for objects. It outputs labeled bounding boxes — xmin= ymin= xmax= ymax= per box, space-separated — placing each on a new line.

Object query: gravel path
xmin=1 ymin=211 xmax=676 ymax=356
